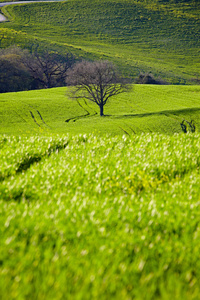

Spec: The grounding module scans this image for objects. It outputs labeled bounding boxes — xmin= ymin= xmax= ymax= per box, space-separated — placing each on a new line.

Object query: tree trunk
xmin=100 ymin=104 xmax=104 ymax=116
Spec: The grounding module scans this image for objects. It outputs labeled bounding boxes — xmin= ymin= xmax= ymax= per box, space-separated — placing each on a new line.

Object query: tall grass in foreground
xmin=1 ymin=133 xmax=200 ymax=299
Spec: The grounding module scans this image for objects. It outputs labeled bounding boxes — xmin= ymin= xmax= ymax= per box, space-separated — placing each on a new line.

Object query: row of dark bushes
xmin=0 ymin=46 xmax=75 ymax=93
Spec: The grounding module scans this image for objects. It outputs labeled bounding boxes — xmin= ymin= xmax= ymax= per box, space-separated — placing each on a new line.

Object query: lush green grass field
xmin=1 ymin=133 xmax=200 ymax=299
xmin=1 ymin=1 xmax=200 ymax=299
xmin=1 ymin=0 xmax=199 ymax=82
xmin=0 ymin=85 xmax=200 ymax=135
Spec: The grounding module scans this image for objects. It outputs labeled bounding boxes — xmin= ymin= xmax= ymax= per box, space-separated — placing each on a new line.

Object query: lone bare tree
xmin=66 ymin=60 xmax=130 ymax=116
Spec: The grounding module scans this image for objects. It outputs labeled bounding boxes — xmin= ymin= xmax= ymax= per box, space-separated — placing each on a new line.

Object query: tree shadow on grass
xmin=105 ymin=107 xmax=200 ymax=119
xmin=65 ymin=107 xmax=200 ymax=124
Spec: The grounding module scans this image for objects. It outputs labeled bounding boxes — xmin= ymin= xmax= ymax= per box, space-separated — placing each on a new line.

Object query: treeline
xmin=2 ymin=45 xmax=197 ymax=93
xmin=0 ymin=46 xmax=167 ymax=93
xmin=0 ymin=46 xmax=76 ymax=93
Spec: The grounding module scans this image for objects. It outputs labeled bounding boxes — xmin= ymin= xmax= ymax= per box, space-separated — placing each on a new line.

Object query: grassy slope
xmin=0 ymin=0 xmax=199 ymax=83
xmin=1 ymin=2 xmax=200 ymax=298
xmin=1 ymin=133 xmax=200 ymax=299
xmin=0 ymin=85 xmax=200 ymax=135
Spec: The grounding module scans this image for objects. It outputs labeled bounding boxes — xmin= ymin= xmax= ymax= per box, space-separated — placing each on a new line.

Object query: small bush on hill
xmin=180 ymin=120 xmax=196 ymax=133
xmin=135 ymin=72 xmax=167 ymax=84
xmin=191 ymin=74 xmax=200 ymax=85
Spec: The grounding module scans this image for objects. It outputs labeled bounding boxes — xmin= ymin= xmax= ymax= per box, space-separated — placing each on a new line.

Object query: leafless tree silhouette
xmin=22 ymin=50 xmax=75 ymax=88
xmin=66 ymin=60 xmax=130 ymax=116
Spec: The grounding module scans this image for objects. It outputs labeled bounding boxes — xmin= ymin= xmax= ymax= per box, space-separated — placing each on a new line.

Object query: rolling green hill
xmin=1 ymin=2 xmax=200 ymax=299
xmin=1 ymin=85 xmax=200 ymax=135
xmin=0 ymin=0 xmax=199 ymax=83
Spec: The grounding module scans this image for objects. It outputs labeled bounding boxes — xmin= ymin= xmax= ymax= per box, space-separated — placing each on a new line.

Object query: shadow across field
xmin=64 ymin=107 xmax=200 ymax=125
xmin=0 ymin=141 xmax=69 ymax=183
xmin=65 ymin=99 xmax=97 ymax=123
xmin=107 ymin=107 xmax=200 ymax=119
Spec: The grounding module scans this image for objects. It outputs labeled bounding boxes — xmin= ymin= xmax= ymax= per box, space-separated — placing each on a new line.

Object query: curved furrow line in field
xmin=26 ymin=103 xmax=50 ymax=128
xmin=65 ymin=100 xmax=97 ymax=123
xmin=29 ymin=110 xmax=42 ymax=128
xmin=65 ymin=114 xmax=88 ymax=123
xmin=77 ymin=99 xmax=90 ymax=115
xmin=13 ymin=109 xmax=28 ymax=123
xmin=118 ymin=126 xmax=130 ymax=136
xmin=124 ymin=123 xmax=136 ymax=134
xmin=82 ymin=99 xmax=98 ymax=115
xmin=65 ymin=112 xmax=97 ymax=123
xmin=36 ymin=110 xmax=51 ymax=128
xmin=65 ymin=100 xmax=90 ymax=123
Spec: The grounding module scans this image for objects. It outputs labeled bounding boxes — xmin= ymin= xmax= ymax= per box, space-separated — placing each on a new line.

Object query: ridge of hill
xmin=0 ymin=0 xmax=199 ymax=83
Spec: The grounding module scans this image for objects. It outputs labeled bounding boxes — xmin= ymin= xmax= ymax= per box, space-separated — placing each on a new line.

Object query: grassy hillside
xmin=1 ymin=2 xmax=200 ymax=297
xmin=0 ymin=85 xmax=200 ymax=135
xmin=1 ymin=133 xmax=200 ymax=299
xmin=0 ymin=0 xmax=199 ymax=83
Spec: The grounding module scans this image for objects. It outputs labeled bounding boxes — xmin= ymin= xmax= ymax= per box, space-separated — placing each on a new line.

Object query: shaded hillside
xmin=0 ymin=0 xmax=199 ymax=82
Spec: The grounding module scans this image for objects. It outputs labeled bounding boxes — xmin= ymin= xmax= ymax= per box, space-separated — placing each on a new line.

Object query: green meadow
xmin=1 ymin=133 xmax=200 ymax=299
xmin=1 ymin=85 xmax=200 ymax=135
xmin=1 ymin=0 xmax=200 ymax=83
xmin=1 ymin=0 xmax=200 ymax=299
xmin=1 ymin=85 xmax=200 ymax=299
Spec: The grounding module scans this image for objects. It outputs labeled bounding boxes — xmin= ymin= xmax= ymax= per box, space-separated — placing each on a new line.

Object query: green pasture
xmin=0 ymin=85 xmax=200 ymax=135
xmin=0 ymin=0 xmax=199 ymax=83
xmin=1 ymin=1 xmax=200 ymax=299
xmin=1 ymin=133 xmax=200 ymax=299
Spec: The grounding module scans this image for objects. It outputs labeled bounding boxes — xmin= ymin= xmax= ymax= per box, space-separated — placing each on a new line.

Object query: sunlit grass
xmin=0 ymin=0 xmax=199 ymax=82
xmin=0 ymin=85 xmax=200 ymax=135
xmin=1 ymin=133 xmax=200 ymax=299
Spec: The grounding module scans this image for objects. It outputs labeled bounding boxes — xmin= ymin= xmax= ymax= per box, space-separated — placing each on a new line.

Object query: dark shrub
xmin=135 ymin=72 xmax=167 ymax=85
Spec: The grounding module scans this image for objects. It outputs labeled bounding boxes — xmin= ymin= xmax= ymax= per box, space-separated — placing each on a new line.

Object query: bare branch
xmin=66 ymin=60 xmax=131 ymax=116
xmin=21 ymin=50 xmax=75 ymax=88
